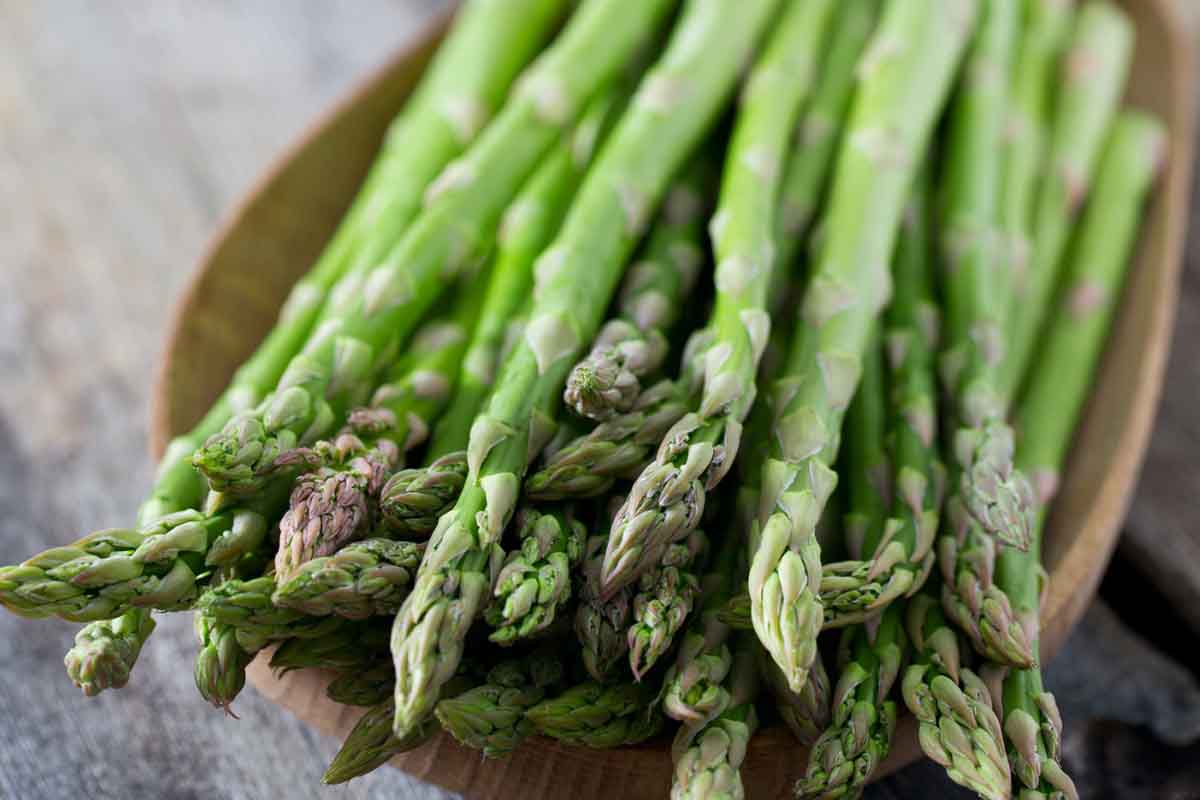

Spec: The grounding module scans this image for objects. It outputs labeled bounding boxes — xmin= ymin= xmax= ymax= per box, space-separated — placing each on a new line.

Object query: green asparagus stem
xmin=193 ymin=611 xmax=255 ymax=714
xmin=748 ymin=0 xmax=978 ymax=693
xmin=391 ymin=0 xmax=776 ymax=737
xmin=670 ymin=634 xmax=760 ymax=800
xmin=999 ymin=0 xmax=1134 ymax=396
xmin=821 ymin=333 xmax=889 ymax=630
xmin=485 ymin=507 xmax=586 ymax=644
xmin=429 ymin=88 xmax=627 ymax=457
xmin=525 ymin=679 xmax=663 ymax=748
xmin=271 ymin=539 xmax=425 ymax=619
xmin=272 ymin=299 xmax=477 ymax=582
xmin=997 ymin=111 xmax=1164 ymax=800
xmin=0 ymin=503 xmax=276 ymax=622
xmin=524 ymin=333 xmax=708 ymax=502
xmin=662 ymin=525 xmax=740 ymax=726
xmin=819 ymin=173 xmax=942 ymax=626
xmin=936 ymin=0 xmax=1031 ymax=555
xmin=435 ymin=648 xmax=567 ymax=757
xmin=901 ymin=592 xmax=1010 ymax=800
xmin=774 ymin=0 xmax=881 ymax=266
xmin=795 ymin=607 xmax=905 ymax=800
xmin=760 ymin=642 xmax=831 ymax=746
xmin=629 ymin=528 xmax=707 ymax=680
xmin=576 ymin=532 xmax=634 ymax=682
xmin=565 ymin=161 xmax=713 ymax=420
xmin=269 ymin=621 xmax=389 ymax=674
xmin=603 ymin=0 xmax=838 ymax=596
xmin=137 ymin=0 xmax=569 ymax=526
xmin=64 ymin=608 xmax=156 ymax=696
xmin=192 ymin=0 xmax=677 ymax=498
xmin=378 ymin=452 xmax=469 ymax=539
xmin=327 ymin=662 xmax=395 ymax=707
xmin=999 ymin=0 xmax=1077 ymax=330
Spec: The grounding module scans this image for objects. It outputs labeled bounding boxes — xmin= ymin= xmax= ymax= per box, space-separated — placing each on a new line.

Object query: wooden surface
xmin=1 ymin=2 xmax=1198 ymax=799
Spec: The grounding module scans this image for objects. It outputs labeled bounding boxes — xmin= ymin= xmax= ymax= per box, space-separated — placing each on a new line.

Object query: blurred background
xmin=1 ymin=2 xmax=1198 ymax=798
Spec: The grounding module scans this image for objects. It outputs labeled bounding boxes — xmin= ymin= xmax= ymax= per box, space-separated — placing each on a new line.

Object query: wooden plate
xmin=151 ymin=2 xmax=1196 ymax=796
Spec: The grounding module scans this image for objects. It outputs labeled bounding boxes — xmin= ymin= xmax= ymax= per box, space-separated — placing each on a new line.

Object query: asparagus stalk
xmin=821 ymin=333 xmax=890 ymax=630
xmin=774 ymin=0 xmax=881 ymax=266
xmin=323 ymin=697 xmax=437 ymax=784
xmin=748 ymin=0 xmax=978 ymax=693
xmin=327 ymin=662 xmax=395 ymax=707
xmin=0 ymin=503 xmax=275 ymax=622
xmin=273 ymin=291 xmax=480 ymax=581
xmin=997 ymin=111 xmax=1163 ymax=800
xmin=669 ymin=634 xmax=760 ymax=800
xmin=391 ymin=0 xmax=778 ymax=737
xmin=271 ymin=538 xmax=425 ymax=619
xmin=64 ymin=608 xmax=156 ymax=696
xmin=900 ymin=592 xmax=1010 ymax=800
xmin=603 ymin=0 xmax=839 ymax=596
xmin=428 ymin=88 xmax=627 ymax=457
xmin=485 ymin=506 xmax=586 ymax=644
xmin=936 ymin=0 xmax=1031 ymax=555
xmin=662 ymin=524 xmax=740 ymax=726
xmin=136 ymin=0 xmax=570 ymax=525
xmin=629 ymin=528 xmax=708 ymax=680
xmin=564 ymin=160 xmax=713 ymax=420
xmin=999 ymin=0 xmax=1135 ymax=396
xmin=999 ymin=0 xmax=1077 ymax=329
xmin=191 ymin=0 xmax=678 ymax=498
xmin=576 ymin=532 xmax=634 ymax=682
xmin=525 ymin=679 xmax=664 ymax=748
xmin=819 ymin=171 xmax=943 ymax=625
xmin=195 ymin=576 xmax=342 ymax=642
xmin=193 ymin=611 xmax=255 ymax=714
xmin=795 ymin=606 xmax=905 ymax=799
xmin=378 ymin=452 xmax=469 ymax=539
xmin=435 ymin=647 xmax=567 ymax=757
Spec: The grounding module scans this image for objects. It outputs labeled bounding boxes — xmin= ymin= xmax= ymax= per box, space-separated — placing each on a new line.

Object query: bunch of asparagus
xmin=0 ymin=0 xmax=1166 ymax=797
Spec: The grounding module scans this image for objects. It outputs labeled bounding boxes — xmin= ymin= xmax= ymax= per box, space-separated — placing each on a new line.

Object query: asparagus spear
xmin=64 ymin=608 xmax=156 ymax=696
xmin=194 ymin=576 xmax=341 ymax=641
xmin=193 ymin=611 xmax=255 ymax=714
xmin=485 ymin=506 xmax=586 ymax=644
xmin=323 ymin=697 xmax=437 ymax=784
xmin=269 ymin=621 xmax=389 ymax=674
xmin=819 ymin=172 xmax=942 ymax=625
xmin=997 ymin=111 xmax=1163 ymax=800
xmin=999 ymin=0 xmax=1077 ymax=329
xmin=603 ymin=0 xmax=839 ymax=596
xmin=378 ymin=452 xmax=470 ymax=539
xmin=999 ymin=0 xmax=1135 ymax=396
xmin=795 ymin=607 xmax=905 ymax=799
xmin=0 ymin=503 xmax=275 ymax=622
xmin=136 ymin=0 xmax=570 ymax=526
xmin=191 ymin=0 xmax=678 ymax=498
xmin=576 ymin=532 xmax=634 ymax=682
xmin=821 ymin=333 xmax=890 ymax=630
xmin=748 ymin=0 xmax=978 ymax=693
xmin=327 ymin=662 xmax=395 ymax=707
xmin=428 ymin=88 xmax=627 ymax=457
xmin=629 ymin=528 xmax=707 ymax=679
xmin=525 ymin=679 xmax=663 ymax=748
xmin=774 ymin=0 xmax=881 ymax=267
xmin=564 ymin=160 xmax=713 ymax=420
xmin=271 ymin=538 xmax=425 ymax=619
xmin=901 ymin=592 xmax=1010 ymax=800
xmin=273 ymin=292 xmax=480 ymax=582
xmin=391 ymin=0 xmax=779 ymax=737
xmin=662 ymin=524 xmax=739 ymax=726
xmin=936 ymin=0 xmax=1032 ymax=554
xmin=435 ymin=647 xmax=567 ymax=757
xmin=669 ymin=634 xmax=760 ymax=800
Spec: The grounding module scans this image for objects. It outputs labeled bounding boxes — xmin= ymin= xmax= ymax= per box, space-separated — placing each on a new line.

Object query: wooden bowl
xmin=151 ymin=2 xmax=1196 ymax=797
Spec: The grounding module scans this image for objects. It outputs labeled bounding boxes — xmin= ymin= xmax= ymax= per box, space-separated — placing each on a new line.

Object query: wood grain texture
xmin=0 ymin=2 xmax=1197 ymax=800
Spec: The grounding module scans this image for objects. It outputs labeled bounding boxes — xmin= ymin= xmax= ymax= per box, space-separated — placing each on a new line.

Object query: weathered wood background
xmin=0 ymin=2 xmax=1196 ymax=798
